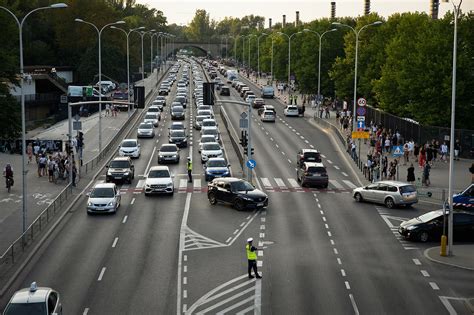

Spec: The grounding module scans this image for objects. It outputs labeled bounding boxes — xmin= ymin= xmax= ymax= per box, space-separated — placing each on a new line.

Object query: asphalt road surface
xmin=1 ymin=59 xmax=473 ymax=315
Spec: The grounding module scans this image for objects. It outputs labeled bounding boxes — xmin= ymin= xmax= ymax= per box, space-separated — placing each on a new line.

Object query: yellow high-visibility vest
xmin=187 ymin=161 xmax=192 ymax=171
xmin=246 ymin=244 xmax=257 ymax=260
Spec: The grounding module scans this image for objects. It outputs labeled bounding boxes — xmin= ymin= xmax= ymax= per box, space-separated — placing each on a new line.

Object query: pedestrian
xmin=187 ymin=157 xmax=193 ymax=183
xmin=27 ymin=143 xmax=33 ymax=164
xmin=422 ymin=162 xmax=431 ymax=187
xmin=38 ymin=154 xmax=47 ymax=177
xmin=469 ymin=163 xmax=474 ymax=183
xmin=454 ymin=139 xmax=461 ymax=161
xmin=403 ymin=141 xmax=409 ymax=165
xmin=414 ymin=143 xmax=420 ymax=161
xmin=72 ymin=163 xmax=77 ymax=187
xmin=246 ymin=238 xmax=262 ymax=279
xmin=418 ymin=147 xmax=426 ymax=169
xmin=301 ymin=104 xmax=305 ymax=117
xmin=407 ymin=163 xmax=415 ymax=184
xmin=384 ymin=137 xmax=391 ymax=153
xmin=47 ymin=156 xmax=55 ymax=182
xmin=105 ymin=104 xmax=110 ymax=117
xmin=440 ymin=141 xmax=448 ymax=162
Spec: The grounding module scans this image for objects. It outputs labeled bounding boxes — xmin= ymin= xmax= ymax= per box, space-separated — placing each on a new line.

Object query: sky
xmin=136 ymin=0 xmax=473 ymax=25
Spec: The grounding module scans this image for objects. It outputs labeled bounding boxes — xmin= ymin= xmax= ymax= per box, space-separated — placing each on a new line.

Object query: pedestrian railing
xmin=0 ymin=183 xmax=72 ymax=279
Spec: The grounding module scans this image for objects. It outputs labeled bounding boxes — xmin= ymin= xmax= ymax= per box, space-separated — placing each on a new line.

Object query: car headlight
xmin=88 ymin=201 xmax=93 ymax=206
xmin=107 ymin=201 xmax=116 ymax=207
xmin=159 ymin=154 xmax=164 ymax=158
xmin=242 ymin=196 xmax=253 ymax=201
xmin=406 ymin=225 xmax=418 ymax=231
xmin=172 ymin=155 xmax=177 ymax=158
xmin=124 ymin=172 xmax=129 ymax=176
xmin=167 ymin=183 xmax=173 ymax=187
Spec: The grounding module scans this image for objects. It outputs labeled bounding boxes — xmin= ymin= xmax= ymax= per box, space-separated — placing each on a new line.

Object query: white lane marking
xmin=260 ymin=178 xmax=271 ymax=187
xmin=349 ymin=294 xmax=360 ymax=315
xmin=334 ymin=165 xmax=340 ymax=170
xmin=260 ymin=233 xmax=265 ymax=238
xmin=131 ymin=198 xmax=135 ymax=205
xmin=275 ymin=144 xmax=279 ymax=148
xmin=194 ymin=179 xmax=201 ymax=190
xmin=341 ymin=269 xmax=346 ymax=277
xmin=122 ymin=215 xmax=128 ymax=224
xmin=288 ymin=178 xmax=299 ymax=188
xmin=438 ymin=296 xmax=459 ymax=315
xmin=333 ymin=248 xmax=339 ymax=255
xmin=296 ymin=132 xmax=300 ymax=135
xmin=421 ymin=270 xmax=430 ymax=277
xmin=300 ymin=136 xmax=305 ymax=140
xmin=261 ymin=217 xmax=266 ymax=222
xmin=345 ymin=281 xmax=351 ymax=290
xmin=329 ymin=179 xmax=344 ymax=189
xmin=327 ymin=160 xmax=333 ymax=164
xmin=184 ymin=266 xmax=187 ymax=273
xmin=270 ymin=138 xmax=274 ymax=141
xmin=233 ymin=229 xmax=239 ymax=235
xmin=136 ymin=180 xmax=146 ymax=189
xmin=98 ymin=267 xmax=106 ymax=281
xmin=325 ymin=224 xmax=329 ymax=229
xmin=342 ymin=180 xmax=357 ymax=189
xmin=260 ymin=225 xmax=265 ymax=230
xmin=183 ymin=277 xmax=187 ymax=284
xmin=112 ymin=237 xmax=118 ymax=248
xmin=184 ymin=290 xmax=188 ymax=299
xmin=310 ymin=144 xmax=314 ymax=148
xmin=330 ymin=239 xmax=335 ymax=245
xmin=305 ymin=140 xmax=309 ymax=144
xmin=144 ymin=146 xmax=157 ymax=175
xmin=281 ymin=151 xmax=286 ymax=155
xmin=226 ymin=237 xmax=232 ymax=243
xmin=240 ymin=222 xmax=246 ymax=227
xmin=327 ymin=231 xmax=332 ymax=237
xmin=274 ymin=178 xmax=286 ymax=188
xmin=287 ymin=159 xmax=292 ymax=164
xmin=429 ymin=282 xmax=440 ymax=290
xmin=337 ymin=258 xmax=342 ymax=265
xmin=83 ymin=308 xmax=89 ymax=315
xmin=412 ymin=259 xmax=421 ymax=265
xmin=342 ymin=172 xmax=349 ymax=177
xmin=322 ymin=217 xmax=327 ymax=222
xmin=177 ymin=193 xmax=192 ymax=315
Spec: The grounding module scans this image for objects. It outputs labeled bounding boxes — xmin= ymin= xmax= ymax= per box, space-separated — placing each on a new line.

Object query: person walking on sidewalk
xmin=27 ymin=143 xmax=33 ymax=164
xmin=422 ymin=162 xmax=431 ymax=187
xmin=418 ymin=147 xmax=426 ymax=169
xmin=454 ymin=139 xmax=461 ymax=161
xmin=440 ymin=141 xmax=448 ymax=162
xmin=246 ymin=238 xmax=262 ymax=279
xmin=403 ymin=141 xmax=409 ymax=165
xmin=187 ymin=157 xmax=193 ymax=183
xmin=407 ymin=163 xmax=415 ymax=184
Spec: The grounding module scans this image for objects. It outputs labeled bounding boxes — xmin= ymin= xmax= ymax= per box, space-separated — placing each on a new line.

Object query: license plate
xmin=257 ymin=202 xmax=264 ymax=206
xmin=308 ymin=158 xmax=315 ymax=161
xmin=114 ymin=177 xmax=121 ymax=179
xmin=96 ymin=208 xmax=104 ymax=211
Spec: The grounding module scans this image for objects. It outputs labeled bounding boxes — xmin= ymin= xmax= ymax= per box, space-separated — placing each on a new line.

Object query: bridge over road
xmin=164 ymin=41 xmax=228 ymax=57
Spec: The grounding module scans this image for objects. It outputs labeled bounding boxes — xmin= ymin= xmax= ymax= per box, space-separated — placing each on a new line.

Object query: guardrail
xmin=0 ymin=67 xmax=171 ymax=280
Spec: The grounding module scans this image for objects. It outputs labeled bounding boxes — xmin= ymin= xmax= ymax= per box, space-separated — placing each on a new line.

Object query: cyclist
xmin=3 ymin=163 xmax=14 ymax=188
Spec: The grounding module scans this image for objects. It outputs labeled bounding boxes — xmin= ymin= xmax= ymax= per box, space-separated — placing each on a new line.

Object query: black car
xmin=106 ymin=157 xmax=135 ymax=184
xmin=297 ymin=148 xmax=322 ymax=167
xmin=168 ymin=129 xmax=188 ymax=148
xmin=398 ymin=210 xmax=474 ymax=242
xmin=207 ymin=177 xmax=268 ymax=211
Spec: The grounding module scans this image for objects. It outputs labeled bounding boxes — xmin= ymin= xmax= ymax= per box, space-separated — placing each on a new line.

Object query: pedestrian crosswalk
xmin=91 ymin=177 xmax=357 ymax=195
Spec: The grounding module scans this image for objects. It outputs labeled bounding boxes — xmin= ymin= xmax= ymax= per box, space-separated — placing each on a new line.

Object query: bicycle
xmin=5 ymin=176 xmax=13 ymax=193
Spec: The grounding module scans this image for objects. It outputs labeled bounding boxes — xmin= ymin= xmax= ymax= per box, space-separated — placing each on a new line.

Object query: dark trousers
xmin=188 ymin=169 xmax=192 ymax=182
xmin=248 ymin=259 xmax=258 ymax=276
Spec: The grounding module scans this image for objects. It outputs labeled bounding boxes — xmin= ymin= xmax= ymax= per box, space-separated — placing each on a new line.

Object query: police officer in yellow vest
xmin=246 ymin=238 xmax=262 ymax=279
xmin=187 ymin=157 xmax=192 ymax=183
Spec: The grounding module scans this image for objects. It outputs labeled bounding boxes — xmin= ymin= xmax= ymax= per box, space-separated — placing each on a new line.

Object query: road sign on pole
xmin=239 ymin=119 xmax=248 ymax=129
xmin=246 ymin=159 xmax=256 ymax=169
xmin=356 ymin=107 xmax=366 ymax=116
xmin=357 ymin=121 xmax=365 ymax=130
xmin=392 ymin=145 xmax=404 ymax=157
xmin=351 ymin=131 xmax=370 ymax=139
xmin=357 ymin=97 xmax=366 ymax=106
xmin=73 ymin=121 xmax=82 ymax=131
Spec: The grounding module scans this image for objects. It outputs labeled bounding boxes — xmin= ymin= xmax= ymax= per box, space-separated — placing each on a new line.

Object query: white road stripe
xmin=320 ymin=154 xmax=326 ymax=158
xmin=83 ymin=308 xmax=89 ymax=315
xmin=274 ymin=178 xmax=286 ymax=188
xmin=334 ymin=165 xmax=340 ymax=170
xmin=341 ymin=269 xmax=346 ymax=277
xmin=98 ymin=267 xmax=106 ymax=281
xmin=329 ymin=179 xmax=344 ymax=189
xmin=122 ymin=215 xmax=128 ymax=224
xmin=349 ymin=294 xmax=360 ymax=315
xmin=136 ymin=179 xmax=146 ymax=189
xmin=305 ymin=140 xmax=309 ymax=144
xmin=337 ymin=258 xmax=342 ymax=265
xmin=179 ymin=179 xmax=188 ymax=189
xmin=260 ymin=177 xmax=271 ymax=187
xmin=342 ymin=172 xmax=349 ymax=177
xmin=194 ymin=179 xmax=201 ymax=189
xmin=342 ymin=180 xmax=357 ymax=189
xmin=131 ymin=198 xmax=135 ymax=205
xmin=288 ymin=178 xmax=300 ymax=188
xmin=412 ymin=259 xmax=422 ymax=265
xmin=429 ymin=282 xmax=440 ymax=290
xmin=327 ymin=160 xmax=333 ymax=164
xmin=421 ymin=270 xmax=430 ymax=277
xmin=310 ymin=144 xmax=314 ymax=148
xmin=112 ymin=237 xmax=118 ymax=248
xmin=345 ymin=281 xmax=351 ymax=290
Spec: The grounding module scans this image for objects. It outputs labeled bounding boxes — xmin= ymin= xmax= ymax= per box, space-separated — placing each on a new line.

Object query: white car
xmin=119 ymin=139 xmax=141 ymax=158
xmin=3 ymin=282 xmax=63 ymax=315
xmin=197 ymin=109 xmax=213 ymax=119
xmin=144 ymin=166 xmax=174 ymax=195
xmin=199 ymin=135 xmax=218 ymax=153
xmin=144 ymin=113 xmax=160 ymax=127
xmin=201 ymin=126 xmax=220 ymax=142
xmin=284 ymin=105 xmax=299 ymax=117
xmin=137 ymin=122 xmax=155 ymax=138
xmin=261 ymin=110 xmax=276 ymax=122
xmin=201 ymin=142 xmax=223 ymax=163
xmin=201 ymin=118 xmax=218 ymax=128
xmin=87 ymin=183 xmax=121 ymax=214
xmin=245 ymin=95 xmax=256 ymax=104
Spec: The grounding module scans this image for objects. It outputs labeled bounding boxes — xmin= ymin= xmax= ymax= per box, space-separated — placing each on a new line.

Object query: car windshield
xmin=304 ymin=152 xmax=320 ymax=160
xmin=91 ymin=187 xmax=115 ymax=198
xmin=121 ymin=141 xmax=137 ymax=147
xmin=203 ymin=129 xmax=217 ymax=136
xmin=171 ymin=130 xmax=185 ymax=137
xmin=201 ymin=137 xmax=215 ymax=143
xmin=4 ymin=302 xmax=47 ymax=315
xmin=203 ymin=121 xmax=216 ymax=126
xmin=307 ymin=167 xmax=326 ymax=174
xmin=207 ymin=160 xmax=227 ymax=167
xmin=400 ymin=185 xmax=416 ymax=193
xmin=203 ymin=143 xmax=221 ymax=151
xmin=231 ymin=180 xmax=254 ymax=192
xmin=198 ymin=110 xmax=211 ymax=116
xmin=417 ymin=210 xmax=443 ymax=223
xmin=264 ymin=111 xmax=274 ymax=116
xmin=148 ymin=107 xmax=159 ymax=112
xmin=171 ymin=124 xmax=184 ymax=129
xmin=173 ymin=107 xmax=184 ymax=113
xmin=109 ymin=160 xmax=130 ymax=168
xmin=139 ymin=124 xmax=153 ymax=129
xmin=160 ymin=145 xmax=177 ymax=152
xmin=148 ymin=170 xmax=170 ymax=178
xmin=145 ymin=114 xmax=156 ymax=119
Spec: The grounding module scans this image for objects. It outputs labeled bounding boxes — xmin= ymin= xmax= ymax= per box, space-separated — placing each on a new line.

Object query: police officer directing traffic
xmin=246 ymin=238 xmax=262 ymax=279
xmin=187 ymin=157 xmax=192 ymax=183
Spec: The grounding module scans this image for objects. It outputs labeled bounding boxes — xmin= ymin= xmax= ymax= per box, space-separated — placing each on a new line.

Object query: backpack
xmin=5 ymin=165 xmax=13 ymax=177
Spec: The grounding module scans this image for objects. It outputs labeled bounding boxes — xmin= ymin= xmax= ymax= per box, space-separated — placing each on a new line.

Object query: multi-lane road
xmin=1 ymin=58 xmax=472 ymax=315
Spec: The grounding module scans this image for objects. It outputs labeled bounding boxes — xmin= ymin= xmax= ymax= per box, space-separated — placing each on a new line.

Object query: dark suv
xmin=297 ymin=162 xmax=328 ymax=188
xmin=297 ymin=148 xmax=321 ymax=167
xmin=207 ymin=177 xmax=268 ymax=211
xmin=106 ymin=157 xmax=135 ymax=184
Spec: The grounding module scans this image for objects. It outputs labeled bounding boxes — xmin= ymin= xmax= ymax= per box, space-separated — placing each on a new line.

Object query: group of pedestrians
xmin=105 ymin=104 xmax=119 ymax=117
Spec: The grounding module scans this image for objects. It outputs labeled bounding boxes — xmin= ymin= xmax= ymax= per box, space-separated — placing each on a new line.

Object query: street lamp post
xmin=242 ymin=36 xmax=246 ymax=68
xmin=257 ymin=33 xmax=268 ymax=80
xmin=150 ymin=31 xmax=156 ymax=74
xmin=332 ymin=21 xmax=382 ymax=131
xmin=270 ymin=35 xmax=275 ymax=83
xmin=303 ymin=28 xmax=337 ymax=109
xmin=111 ymin=26 xmax=145 ymax=117
xmin=0 ymin=3 xmax=68 ymax=233
xmin=75 ymin=19 xmax=126 ymax=155
xmin=136 ymin=29 xmax=156 ymax=81
xmin=277 ymin=31 xmax=302 ymax=93
xmin=248 ymin=34 xmax=256 ymax=73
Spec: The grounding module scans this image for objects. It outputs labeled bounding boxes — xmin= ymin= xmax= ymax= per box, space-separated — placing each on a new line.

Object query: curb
xmin=423 ymin=247 xmax=474 ymax=271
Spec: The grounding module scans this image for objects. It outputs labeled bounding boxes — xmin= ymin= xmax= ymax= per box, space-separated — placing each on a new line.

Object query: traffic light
xmin=243 ymin=147 xmax=254 ymax=156
xmin=251 ymin=148 xmax=254 ymax=155
xmin=240 ymin=130 xmax=248 ymax=147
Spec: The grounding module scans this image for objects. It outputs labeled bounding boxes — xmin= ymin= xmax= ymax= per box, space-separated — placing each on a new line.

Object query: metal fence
xmin=365 ymin=106 xmax=474 ymax=158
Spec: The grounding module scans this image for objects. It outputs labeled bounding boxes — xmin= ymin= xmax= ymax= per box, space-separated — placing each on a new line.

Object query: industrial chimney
xmin=430 ymin=0 xmax=439 ymax=19
xmin=296 ymin=11 xmax=300 ymax=26
xmin=330 ymin=2 xmax=336 ymax=20
xmin=282 ymin=14 xmax=286 ymax=27
xmin=269 ymin=18 xmax=272 ymax=29
xmin=364 ymin=0 xmax=370 ymax=15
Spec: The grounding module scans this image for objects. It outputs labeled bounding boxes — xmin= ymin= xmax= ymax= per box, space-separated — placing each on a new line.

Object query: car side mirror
xmin=86 ymin=191 xmax=91 ymax=196
xmin=364 ymin=187 xmax=368 ymax=190
xmin=228 ymin=164 xmax=231 ymax=167
xmin=138 ymin=144 xmax=141 ymax=147
xmin=105 ymin=165 xmax=109 ymax=168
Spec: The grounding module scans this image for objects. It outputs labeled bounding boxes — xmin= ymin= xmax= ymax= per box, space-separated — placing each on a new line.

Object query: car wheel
xmin=419 ymin=231 xmax=429 ymax=242
xmin=385 ymin=198 xmax=395 ymax=209
xmin=208 ymin=192 xmax=217 ymax=205
xmin=354 ymin=193 xmax=363 ymax=202
xmin=233 ymin=198 xmax=245 ymax=211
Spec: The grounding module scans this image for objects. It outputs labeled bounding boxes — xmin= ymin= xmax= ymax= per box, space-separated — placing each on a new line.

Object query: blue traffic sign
xmin=246 ymin=159 xmax=256 ymax=169
xmin=356 ymin=107 xmax=366 ymax=116
xmin=392 ymin=145 xmax=404 ymax=157
xmin=357 ymin=121 xmax=365 ymax=130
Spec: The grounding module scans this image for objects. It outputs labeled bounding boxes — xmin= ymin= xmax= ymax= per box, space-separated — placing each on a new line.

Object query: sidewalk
xmin=424 ymin=245 xmax=474 ymax=271
xmin=248 ymin=73 xmax=472 ymax=196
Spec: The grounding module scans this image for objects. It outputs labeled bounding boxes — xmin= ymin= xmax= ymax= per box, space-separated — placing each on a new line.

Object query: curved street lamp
xmin=247 ymin=34 xmax=256 ymax=71
xmin=303 ymin=28 xmax=337 ymax=109
xmin=257 ymin=33 xmax=268 ymax=80
xmin=111 ymin=26 xmax=145 ymax=117
xmin=332 ymin=21 xmax=382 ymax=131
xmin=277 ymin=31 xmax=302 ymax=92
xmin=0 ymin=2 xmax=68 ymax=233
